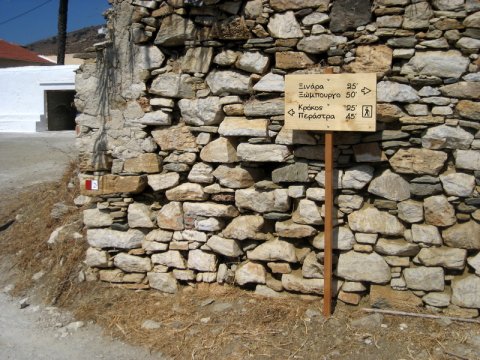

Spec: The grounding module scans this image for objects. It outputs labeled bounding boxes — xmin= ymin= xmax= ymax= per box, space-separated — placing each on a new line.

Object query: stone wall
xmin=76 ymin=0 xmax=480 ymax=315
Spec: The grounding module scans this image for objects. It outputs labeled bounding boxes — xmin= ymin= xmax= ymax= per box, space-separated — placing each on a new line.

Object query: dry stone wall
xmin=76 ymin=0 xmax=480 ymax=315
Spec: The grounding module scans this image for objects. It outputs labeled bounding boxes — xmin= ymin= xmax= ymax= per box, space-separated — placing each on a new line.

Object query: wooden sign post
xmin=284 ymin=73 xmax=377 ymax=317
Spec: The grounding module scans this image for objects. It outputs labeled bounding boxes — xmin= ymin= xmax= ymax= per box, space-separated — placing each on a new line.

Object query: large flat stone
xmin=272 ymin=163 xmax=309 ymax=183
xmin=440 ymin=82 xmax=480 ymax=100
xmin=212 ymin=165 xmax=259 ymax=189
xmin=147 ymin=172 xmax=180 ymax=191
xmin=336 ymin=251 xmax=391 ymax=284
xmin=440 ymin=173 xmax=475 ymax=197
xmin=218 ymin=117 xmax=269 ymax=137
xmin=456 ymin=100 xmax=480 ymax=120
xmin=452 ymin=275 xmax=480 ymax=309
xmin=389 ymin=148 xmax=448 ymax=176
xmin=154 ymin=14 xmax=196 ymax=46
xmin=183 ymin=202 xmax=239 ymax=218
xmin=236 ymin=52 xmax=270 ymax=74
xmin=80 ymin=175 xmax=147 ymax=196
xmin=292 ymin=199 xmax=323 ymax=225
xmin=206 ymin=70 xmax=251 ymax=95
xmin=124 ymin=153 xmax=162 ymax=174
xmin=348 ymin=207 xmax=405 ymax=236
xmin=270 ymin=0 xmax=329 ymax=12
xmin=187 ymin=163 xmax=214 ymax=184
xmin=422 ymin=125 xmax=474 ymax=150
xmin=403 ymin=267 xmax=444 ymax=291
xmin=417 ymin=247 xmax=467 ymax=270
xmin=200 ymin=137 xmax=238 ymax=163
xmin=455 ymin=150 xmax=480 ymax=171
xmin=403 ymin=2 xmax=433 ymax=29
xmin=368 ymin=169 xmax=410 ymax=201
xmin=150 ymin=73 xmax=195 ymax=98
xmin=151 ymin=250 xmax=187 ymax=269
xmin=188 ymin=250 xmax=217 ymax=272
xmin=157 ymin=201 xmax=184 ymax=230
xmin=178 ymin=97 xmax=224 ymax=126
xmin=297 ymin=34 xmax=347 ymax=54
xmin=222 ymin=215 xmax=265 ymax=240
xmin=235 ymin=188 xmax=290 ymax=213
xmin=83 ymin=209 xmax=113 ymax=228
xmin=114 ymin=253 xmax=152 ymax=273
xmin=247 ymin=239 xmax=297 ymax=263
xmin=128 ymin=203 xmax=154 ymax=228
xmin=134 ymin=110 xmax=171 ymax=126
xmin=267 ymin=11 xmax=304 ymax=39
xmin=87 ymin=229 xmax=144 ymax=249
xmin=375 ymin=238 xmax=420 ymax=257
xmin=253 ymin=73 xmax=285 ymax=92
xmin=181 ymin=47 xmax=213 ymax=74
xmin=443 ymin=221 xmax=480 ymax=250
xmin=342 ymin=165 xmax=374 ymax=190
xmin=377 ymin=81 xmax=419 ymax=103
xmin=206 ymin=235 xmax=243 ymax=257
xmin=329 ymin=0 xmax=372 ymax=32
xmin=152 ymin=124 xmax=197 ymax=151
xmin=401 ymin=50 xmax=469 ymax=79
xmin=411 ymin=224 xmax=442 ymax=245
xmin=244 ymin=98 xmax=284 ymax=116
xmin=282 ymin=273 xmax=325 ymax=295
xmin=398 ymin=200 xmax=423 ymax=223
xmin=147 ymin=272 xmax=178 ymax=294
xmin=275 ymin=128 xmax=316 ymax=145
xmin=344 ymin=45 xmax=392 ymax=77
xmin=165 ymin=183 xmax=208 ymax=201
xmin=275 ymin=51 xmax=315 ymax=70
xmin=235 ymin=262 xmax=266 ymax=285
xmin=276 ymin=220 xmax=317 ymax=238
xmin=424 ymin=195 xmax=456 ymax=227
xmin=237 ymin=144 xmax=291 ymax=162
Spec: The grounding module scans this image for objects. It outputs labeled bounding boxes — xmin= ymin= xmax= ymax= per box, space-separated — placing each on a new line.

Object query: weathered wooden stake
xmin=323 ymin=131 xmax=334 ymax=317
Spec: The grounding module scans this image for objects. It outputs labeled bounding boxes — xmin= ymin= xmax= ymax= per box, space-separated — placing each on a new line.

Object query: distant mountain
xmin=26 ymin=25 xmax=106 ymax=55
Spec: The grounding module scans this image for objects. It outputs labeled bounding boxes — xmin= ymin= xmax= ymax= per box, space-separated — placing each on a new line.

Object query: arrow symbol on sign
xmin=361 ymin=87 xmax=372 ymax=95
xmin=288 ymin=109 xmax=295 ymax=116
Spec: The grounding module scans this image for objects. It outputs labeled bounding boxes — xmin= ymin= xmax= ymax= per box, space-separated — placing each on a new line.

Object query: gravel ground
xmin=0 ymin=292 xmax=167 ymax=360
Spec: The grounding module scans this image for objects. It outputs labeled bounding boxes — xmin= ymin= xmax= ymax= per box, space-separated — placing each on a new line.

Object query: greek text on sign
xmin=285 ymin=73 xmax=377 ymax=132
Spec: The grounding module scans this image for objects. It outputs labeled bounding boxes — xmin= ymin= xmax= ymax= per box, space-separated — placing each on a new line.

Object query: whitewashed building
xmin=0 ymin=65 xmax=79 ymax=132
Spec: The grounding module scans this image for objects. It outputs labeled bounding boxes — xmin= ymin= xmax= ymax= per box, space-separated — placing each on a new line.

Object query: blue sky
xmin=0 ymin=0 xmax=108 ymax=45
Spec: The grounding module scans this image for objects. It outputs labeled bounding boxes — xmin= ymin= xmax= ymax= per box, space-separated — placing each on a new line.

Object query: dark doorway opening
xmin=45 ymin=90 xmax=76 ymax=130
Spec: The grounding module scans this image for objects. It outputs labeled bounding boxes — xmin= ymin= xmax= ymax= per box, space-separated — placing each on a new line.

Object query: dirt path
xmin=0 ymin=292 xmax=167 ymax=360
xmin=0 ymin=132 xmax=169 ymax=360
xmin=0 ymin=131 xmax=77 ymax=195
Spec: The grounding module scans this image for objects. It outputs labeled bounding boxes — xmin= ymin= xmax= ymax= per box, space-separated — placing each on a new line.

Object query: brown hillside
xmin=26 ymin=25 xmax=105 ymax=55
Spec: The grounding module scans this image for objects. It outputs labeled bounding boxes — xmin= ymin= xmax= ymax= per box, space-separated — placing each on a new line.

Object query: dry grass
xmin=0 ymin=161 xmax=85 ymax=303
xmin=0 ymin=163 xmax=479 ymax=360
xmin=66 ymin=282 xmax=327 ymax=359
xmin=62 ymin=280 xmax=479 ymax=360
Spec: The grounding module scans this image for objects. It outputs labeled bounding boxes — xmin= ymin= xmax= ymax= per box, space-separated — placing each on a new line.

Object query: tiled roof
xmin=0 ymin=39 xmax=53 ymax=64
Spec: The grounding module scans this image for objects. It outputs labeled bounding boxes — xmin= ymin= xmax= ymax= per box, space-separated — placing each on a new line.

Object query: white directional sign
xmin=284 ymin=73 xmax=377 ymax=132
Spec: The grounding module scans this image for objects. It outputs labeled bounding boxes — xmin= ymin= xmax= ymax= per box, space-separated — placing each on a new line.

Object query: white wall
xmin=0 ymin=65 xmax=79 ymax=132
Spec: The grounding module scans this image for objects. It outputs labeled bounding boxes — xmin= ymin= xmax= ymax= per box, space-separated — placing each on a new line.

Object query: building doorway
xmin=45 ymin=90 xmax=76 ymax=130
